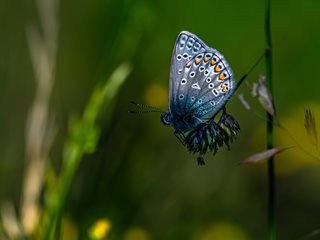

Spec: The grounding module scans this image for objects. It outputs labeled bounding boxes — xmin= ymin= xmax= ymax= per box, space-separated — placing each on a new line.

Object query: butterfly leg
xmin=174 ymin=131 xmax=186 ymax=146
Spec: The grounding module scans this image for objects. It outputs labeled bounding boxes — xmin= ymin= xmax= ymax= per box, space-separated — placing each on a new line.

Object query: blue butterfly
xmin=160 ymin=31 xmax=240 ymax=165
xmin=131 ymin=31 xmax=240 ymax=165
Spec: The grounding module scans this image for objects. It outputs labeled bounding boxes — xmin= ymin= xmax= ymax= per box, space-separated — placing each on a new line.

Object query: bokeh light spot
xmin=252 ymin=102 xmax=320 ymax=175
xmin=200 ymin=222 xmax=250 ymax=240
xmin=88 ymin=218 xmax=111 ymax=240
xmin=123 ymin=226 xmax=151 ymax=240
xmin=144 ymin=84 xmax=168 ymax=109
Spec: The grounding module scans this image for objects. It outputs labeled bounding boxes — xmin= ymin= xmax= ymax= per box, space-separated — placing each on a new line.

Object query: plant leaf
xmin=304 ymin=108 xmax=318 ymax=148
xmin=252 ymin=75 xmax=275 ymax=116
xmin=242 ymin=147 xmax=292 ymax=165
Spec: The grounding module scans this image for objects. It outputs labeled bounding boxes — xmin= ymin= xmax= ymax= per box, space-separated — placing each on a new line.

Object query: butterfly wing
xmin=169 ymin=31 xmax=235 ymax=122
xmin=169 ymin=31 xmax=208 ymax=115
xmin=184 ymin=50 xmax=236 ymax=120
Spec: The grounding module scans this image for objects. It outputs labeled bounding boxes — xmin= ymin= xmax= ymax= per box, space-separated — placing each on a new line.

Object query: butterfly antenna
xmin=129 ymin=101 xmax=166 ymax=114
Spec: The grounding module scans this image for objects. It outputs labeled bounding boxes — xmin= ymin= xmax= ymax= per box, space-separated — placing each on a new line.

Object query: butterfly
xmin=131 ymin=31 xmax=240 ymax=165
xmin=160 ymin=31 xmax=240 ymax=165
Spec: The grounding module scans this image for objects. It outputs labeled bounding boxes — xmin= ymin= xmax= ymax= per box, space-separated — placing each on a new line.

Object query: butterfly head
xmin=161 ymin=112 xmax=173 ymax=126
xmin=161 ymin=110 xmax=203 ymax=132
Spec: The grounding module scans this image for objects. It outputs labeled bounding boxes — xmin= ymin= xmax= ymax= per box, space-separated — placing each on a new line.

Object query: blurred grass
xmin=42 ymin=63 xmax=131 ymax=239
xmin=0 ymin=0 xmax=320 ymax=239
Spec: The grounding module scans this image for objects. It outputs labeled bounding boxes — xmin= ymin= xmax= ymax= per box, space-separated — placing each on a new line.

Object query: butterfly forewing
xmin=169 ymin=31 xmax=207 ymax=114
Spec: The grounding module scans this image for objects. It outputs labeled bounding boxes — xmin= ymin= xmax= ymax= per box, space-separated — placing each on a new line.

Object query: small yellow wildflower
xmin=88 ymin=218 xmax=111 ymax=240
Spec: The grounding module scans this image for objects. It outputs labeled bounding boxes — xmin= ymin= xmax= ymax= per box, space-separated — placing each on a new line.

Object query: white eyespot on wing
xmin=181 ymin=78 xmax=187 ymax=85
xmin=189 ymin=71 xmax=196 ymax=78
xmin=193 ymin=42 xmax=201 ymax=53
xmin=183 ymin=53 xmax=189 ymax=59
xmin=192 ymin=83 xmax=201 ymax=90
xmin=186 ymin=37 xmax=195 ymax=49
xmin=179 ymin=34 xmax=188 ymax=49
xmin=212 ymin=88 xmax=219 ymax=96
xmin=199 ymin=66 xmax=205 ymax=72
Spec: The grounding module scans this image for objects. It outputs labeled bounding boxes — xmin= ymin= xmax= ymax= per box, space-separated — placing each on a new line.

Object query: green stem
xmin=265 ymin=0 xmax=276 ymax=239
xmin=43 ymin=146 xmax=82 ymax=240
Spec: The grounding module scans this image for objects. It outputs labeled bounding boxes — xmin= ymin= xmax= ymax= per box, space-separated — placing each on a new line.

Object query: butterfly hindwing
xmin=169 ymin=31 xmax=235 ymax=121
xmin=185 ymin=51 xmax=236 ymax=120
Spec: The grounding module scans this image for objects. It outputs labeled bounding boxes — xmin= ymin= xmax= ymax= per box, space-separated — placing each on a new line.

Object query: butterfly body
xmin=162 ymin=31 xmax=240 ymax=162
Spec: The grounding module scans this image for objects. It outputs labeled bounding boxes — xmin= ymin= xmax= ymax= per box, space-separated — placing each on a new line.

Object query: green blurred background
xmin=1 ymin=0 xmax=320 ymax=239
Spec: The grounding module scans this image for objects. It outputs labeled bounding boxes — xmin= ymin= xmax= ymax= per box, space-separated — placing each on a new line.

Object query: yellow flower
xmin=88 ymin=218 xmax=111 ymax=240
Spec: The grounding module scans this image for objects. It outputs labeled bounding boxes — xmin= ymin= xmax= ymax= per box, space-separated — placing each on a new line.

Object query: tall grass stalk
xmin=264 ymin=0 xmax=276 ymax=239
xmin=41 ymin=63 xmax=131 ymax=240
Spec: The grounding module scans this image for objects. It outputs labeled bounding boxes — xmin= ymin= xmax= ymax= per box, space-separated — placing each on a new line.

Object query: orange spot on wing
xmin=219 ymin=73 xmax=226 ymax=80
xmin=221 ymin=84 xmax=228 ymax=93
xmin=210 ymin=60 xmax=216 ymax=66
xmin=215 ymin=65 xmax=221 ymax=72
xmin=204 ymin=57 xmax=210 ymax=62
xmin=195 ymin=59 xmax=201 ymax=65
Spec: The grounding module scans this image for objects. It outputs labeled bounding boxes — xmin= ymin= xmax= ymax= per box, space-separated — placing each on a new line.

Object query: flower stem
xmin=265 ymin=0 xmax=276 ymax=239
